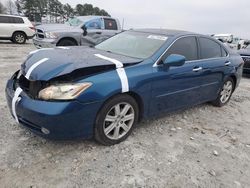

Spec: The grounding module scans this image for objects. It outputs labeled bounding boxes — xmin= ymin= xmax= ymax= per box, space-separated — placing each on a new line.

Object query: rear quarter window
xmin=221 ymin=47 xmax=228 ymax=57
xmin=199 ymin=37 xmax=223 ymax=59
xmin=11 ymin=17 xmax=24 ymax=24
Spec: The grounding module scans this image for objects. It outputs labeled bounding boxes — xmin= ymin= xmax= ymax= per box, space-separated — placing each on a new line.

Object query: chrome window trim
xmin=153 ymin=35 xmax=230 ymax=67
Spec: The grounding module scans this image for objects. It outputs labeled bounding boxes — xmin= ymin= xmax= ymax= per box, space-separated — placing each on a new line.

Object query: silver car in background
xmin=33 ymin=16 xmax=121 ymax=48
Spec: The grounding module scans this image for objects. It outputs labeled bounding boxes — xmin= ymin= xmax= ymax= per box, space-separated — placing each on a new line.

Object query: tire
xmin=211 ymin=77 xmax=235 ymax=107
xmin=95 ymin=94 xmax=139 ymax=145
xmin=57 ymin=39 xmax=77 ymax=46
xmin=12 ymin=32 xmax=26 ymax=44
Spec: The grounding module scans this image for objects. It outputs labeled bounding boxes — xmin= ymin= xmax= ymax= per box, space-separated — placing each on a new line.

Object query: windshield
xmin=95 ymin=31 xmax=168 ymax=59
xmin=65 ymin=17 xmax=82 ymax=26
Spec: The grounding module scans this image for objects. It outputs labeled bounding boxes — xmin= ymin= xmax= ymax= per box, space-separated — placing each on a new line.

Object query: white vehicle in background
xmin=0 ymin=14 xmax=35 ymax=44
xmin=213 ymin=34 xmax=241 ymax=50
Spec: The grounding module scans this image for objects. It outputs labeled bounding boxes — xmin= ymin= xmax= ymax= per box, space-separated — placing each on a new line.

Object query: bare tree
xmin=6 ymin=0 xmax=16 ymax=15
xmin=15 ymin=0 xmax=22 ymax=15
xmin=0 ymin=2 xmax=7 ymax=14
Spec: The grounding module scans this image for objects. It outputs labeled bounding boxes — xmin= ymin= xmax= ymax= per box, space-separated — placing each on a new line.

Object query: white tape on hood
xmin=25 ymin=58 xmax=49 ymax=79
xmin=95 ymin=54 xmax=123 ymax=68
xmin=12 ymin=87 xmax=23 ymax=123
xmin=56 ymin=47 xmax=70 ymax=50
xmin=29 ymin=48 xmax=53 ymax=55
xmin=94 ymin=54 xmax=129 ymax=93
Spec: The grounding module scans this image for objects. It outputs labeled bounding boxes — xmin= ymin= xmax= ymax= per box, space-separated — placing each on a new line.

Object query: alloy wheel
xmin=15 ymin=34 xmax=25 ymax=43
xmin=103 ymin=102 xmax=135 ymax=140
xmin=220 ymin=81 xmax=233 ymax=103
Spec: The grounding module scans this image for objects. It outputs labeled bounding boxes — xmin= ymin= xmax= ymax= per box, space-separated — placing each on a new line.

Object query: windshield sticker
xmin=147 ymin=35 xmax=168 ymax=41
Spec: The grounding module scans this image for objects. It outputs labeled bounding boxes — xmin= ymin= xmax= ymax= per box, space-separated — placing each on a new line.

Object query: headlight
xmin=45 ymin=32 xmax=58 ymax=39
xmin=38 ymin=83 xmax=92 ymax=100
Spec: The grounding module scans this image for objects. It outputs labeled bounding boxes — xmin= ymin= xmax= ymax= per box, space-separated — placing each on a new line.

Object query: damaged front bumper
xmin=33 ymin=37 xmax=57 ymax=49
xmin=5 ymin=72 xmax=103 ymax=140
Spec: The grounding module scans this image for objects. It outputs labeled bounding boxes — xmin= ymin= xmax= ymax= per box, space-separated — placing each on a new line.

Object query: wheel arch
xmin=126 ymin=91 xmax=144 ymax=122
xmin=97 ymin=91 xmax=144 ymax=124
xmin=228 ymin=74 xmax=237 ymax=92
xmin=56 ymin=37 xmax=78 ymax=46
xmin=12 ymin=30 xmax=27 ymax=38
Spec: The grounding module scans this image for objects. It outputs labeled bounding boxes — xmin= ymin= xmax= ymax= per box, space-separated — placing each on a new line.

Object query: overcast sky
xmin=59 ymin=0 xmax=250 ymax=39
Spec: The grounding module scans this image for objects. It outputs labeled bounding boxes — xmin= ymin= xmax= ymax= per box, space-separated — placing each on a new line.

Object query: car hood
xmin=36 ymin=24 xmax=80 ymax=32
xmin=238 ymin=49 xmax=250 ymax=56
xmin=21 ymin=47 xmax=142 ymax=81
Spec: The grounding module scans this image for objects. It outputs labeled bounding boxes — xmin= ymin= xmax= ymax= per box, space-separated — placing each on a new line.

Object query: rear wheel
xmin=57 ymin=39 xmax=77 ymax=46
xmin=12 ymin=32 xmax=26 ymax=44
xmin=95 ymin=94 xmax=139 ymax=145
xmin=211 ymin=77 xmax=234 ymax=107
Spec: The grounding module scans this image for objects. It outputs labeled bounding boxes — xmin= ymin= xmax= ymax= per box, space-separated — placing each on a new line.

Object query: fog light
xmin=41 ymin=127 xmax=50 ymax=135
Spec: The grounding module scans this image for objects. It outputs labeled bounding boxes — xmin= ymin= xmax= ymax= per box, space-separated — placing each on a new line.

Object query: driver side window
xmin=163 ymin=36 xmax=198 ymax=62
xmin=85 ymin=19 xmax=102 ymax=30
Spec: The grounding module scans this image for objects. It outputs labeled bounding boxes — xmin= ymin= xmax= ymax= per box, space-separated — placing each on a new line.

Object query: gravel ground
xmin=0 ymin=41 xmax=250 ymax=188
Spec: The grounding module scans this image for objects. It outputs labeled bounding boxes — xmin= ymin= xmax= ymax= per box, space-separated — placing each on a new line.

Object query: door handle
xmin=96 ymin=32 xmax=102 ymax=34
xmin=225 ymin=61 xmax=231 ymax=66
xmin=193 ymin=67 xmax=203 ymax=72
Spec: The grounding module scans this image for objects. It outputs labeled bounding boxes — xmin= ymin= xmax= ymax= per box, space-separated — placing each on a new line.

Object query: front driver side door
xmin=150 ymin=36 xmax=205 ymax=116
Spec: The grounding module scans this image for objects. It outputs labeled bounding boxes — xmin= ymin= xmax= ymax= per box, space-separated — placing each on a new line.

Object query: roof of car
xmin=0 ymin=14 xmax=24 ymax=18
xmin=77 ymin=16 xmax=115 ymax=21
xmin=131 ymin=28 xmax=197 ymax=36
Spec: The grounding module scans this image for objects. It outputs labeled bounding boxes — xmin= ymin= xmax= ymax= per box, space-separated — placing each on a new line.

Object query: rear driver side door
xmin=197 ymin=37 xmax=232 ymax=102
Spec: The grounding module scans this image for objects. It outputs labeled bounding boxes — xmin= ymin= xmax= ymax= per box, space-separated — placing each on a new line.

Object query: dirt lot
xmin=0 ymin=41 xmax=250 ymax=188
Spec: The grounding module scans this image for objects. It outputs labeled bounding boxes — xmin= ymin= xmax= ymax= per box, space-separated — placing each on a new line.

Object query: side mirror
xmin=227 ymin=38 xmax=233 ymax=43
xmin=82 ymin=25 xmax=88 ymax=36
xmin=163 ymin=54 xmax=186 ymax=67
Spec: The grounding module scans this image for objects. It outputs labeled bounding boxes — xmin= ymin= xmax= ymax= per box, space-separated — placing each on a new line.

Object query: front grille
xmin=37 ymin=34 xmax=44 ymax=38
xmin=18 ymin=75 xmax=43 ymax=98
xmin=242 ymin=56 xmax=250 ymax=68
xmin=37 ymin=29 xmax=43 ymax=33
xmin=36 ymin=29 xmax=45 ymax=39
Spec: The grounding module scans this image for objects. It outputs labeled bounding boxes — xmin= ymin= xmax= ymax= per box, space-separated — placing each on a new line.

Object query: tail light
xmin=29 ymin=23 xmax=35 ymax=31
xmin=29 ymin=27 xmax=36 ymax=31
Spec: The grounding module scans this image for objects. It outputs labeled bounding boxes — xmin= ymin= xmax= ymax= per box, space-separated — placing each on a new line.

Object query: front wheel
xmin=95 ymin=94 xmax=139 ymax=145
xmin=211 ymin=77 xmax=234 ymax=107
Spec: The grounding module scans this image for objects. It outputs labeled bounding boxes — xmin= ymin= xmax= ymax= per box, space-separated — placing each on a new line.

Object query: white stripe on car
xmin=11 ymin=87 xmax=23 ymax=123
xmin=94 ymin=54 xmax=129 ymax=93
xmin=25 ymin=58 xmax=49 ymax=79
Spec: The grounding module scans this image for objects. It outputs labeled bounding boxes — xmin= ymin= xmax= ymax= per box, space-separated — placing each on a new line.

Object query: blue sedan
xmin=5 ymin=29 xmax=244 ymax=145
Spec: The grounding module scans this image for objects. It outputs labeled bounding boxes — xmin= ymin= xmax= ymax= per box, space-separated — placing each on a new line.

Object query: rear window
xmin=104 ymin=19 xmax=118 ymax=30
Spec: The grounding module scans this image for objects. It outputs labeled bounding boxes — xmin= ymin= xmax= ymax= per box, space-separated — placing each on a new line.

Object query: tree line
xmin=0 ymin=0 xmax=110 ymax=23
